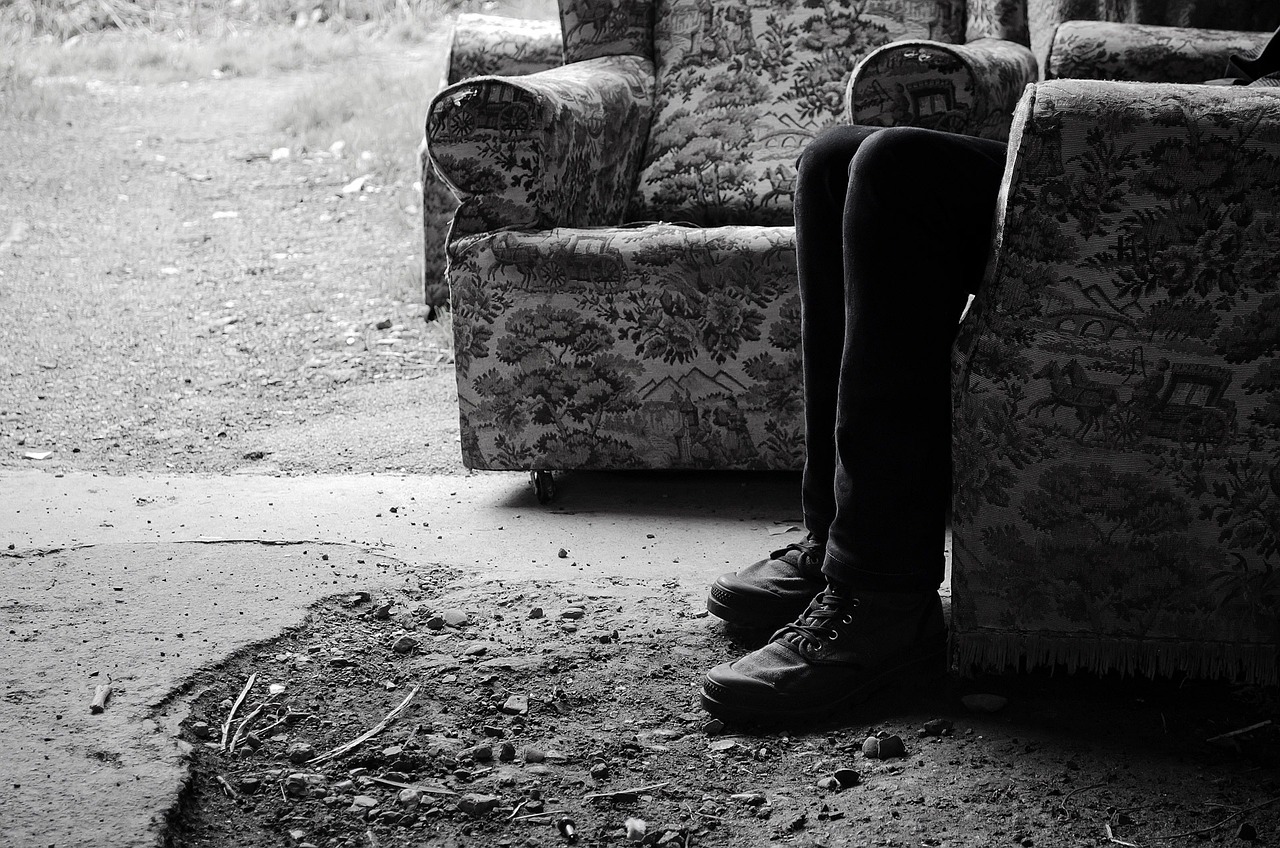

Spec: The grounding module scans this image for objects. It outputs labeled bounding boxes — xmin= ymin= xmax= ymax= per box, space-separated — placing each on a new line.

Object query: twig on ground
xmin=513 ymin=810 xmax=565 ymax=821
xmin=219 ymin=674 xmax=256 ymax=750
xmin=308 ymin=686 xmax=418 ymax=764
xmin=362 ymin=775 xmax=456 ymax=796
xmin=1104 ymin=824 xmax=1139 ymax=847
xmin=228 ymin=698 xmax=283 ymax=753
xmin=508 ymin=799 xmax=528 ymax=820
xmin=90 ymin=684 xmax=112 ymax=714
xmin=1150 ymin=794 xmax=1280 ymax=841
xmin=1056 ymin=781 xmax=1109 ymax=817
xmin=214 ymin=775 xmax=236 ymax=797
xmin=404 ymin=722 xmax=422 ymax=748
xmin=584 ymin=781 xmax=670 ymax=802
xmin=1205 ymin=720 xmax=1271 ymax=744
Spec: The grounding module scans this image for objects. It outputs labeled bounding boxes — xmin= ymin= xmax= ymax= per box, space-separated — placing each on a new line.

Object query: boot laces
xmin=772 ymin=537 xmax=823 ymax=577
xmin=774 ymin=588 xmax=858 ymax=654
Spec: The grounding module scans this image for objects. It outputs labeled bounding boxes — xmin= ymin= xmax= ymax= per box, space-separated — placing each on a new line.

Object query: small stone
xmin=190 ymin=721 xmax=212 ymax=739
xmin=442 ymin=609 xmax=470 ymax=627
xmin=468 ymin=745 xmax=494 ymax=762
xmin=457 ymin=793 xmax=500 ymax=816
xmin=730 ymin=792 xmax=767 ymax=806
xmin=862 ymin=733 xmax=906 ymax=759
xmin=373 ymin=602 xmax=393 ymax=620
xmin=287 ymin=743 xmax=316 ymax=764
xmin=391 ymin=635 xmax=419 ymax=654
xmin=590 ymin=761 xmax=610 ymax=779
xmin=425 ymin=616 xmax=445 ymax=630
xmin=921 ymin=718 xmax=954 ymax=737
xmin=709 ymin=739 xmax=740 ymax=753
xmin=288 ymin=829 xmax=306 ymax=843
xmin=384 ymin=771 xmax=409 ymax=782
xmin=1238 ymin=823 xmax=1258 ymax=841
xmin=816 ymin=776 xmax=840 ymax=790
xmin=382 ymin=744 xmax=404 ymax=759
xmin=557 ymin=548 xmax=569 ymax=558
xmin=498 ymin=742 xmax=516 ymax=762
xmin=702 ymin=718 xmax=725 ymax=735
xmin=244 ymin=732 xmax=263 ymax=750
xmin=482 ymin=724 xmax=505 ymax=738
xmin=786 ymin=812 xmax=807 ymax=831
xmin=463 ymin=642 xmax=488 ymax=656
xmin=524 ymin=797 xmax=545 ymax=814
xmin=398 ymin=788 xmax=422 ymax=809
xmin=238 ymin=776 xmax=261 ymax=794
xmin=350 ymin=794 xmax=377 ymax=810
xmin=961 ymin=693 xmax=1008 ymax=713
xmin=329 ymin=657 xmax=355 ymax=668
xmin=331 ymin=779 xmax=355 ymax=793
xmin=524 ymin=748 xmax=546 ymax=763
xmin=559 ymin=607 xmax=586 ymax=620
xmin=624 ymin=817 xmax=647 ymax=842
xmin=501 ymin=695 xmax=529 ymax=715
xmin=833 ymin=768 xmax=860 ymax=788
xmin=528 ymin=607 xmax=544 ymax=619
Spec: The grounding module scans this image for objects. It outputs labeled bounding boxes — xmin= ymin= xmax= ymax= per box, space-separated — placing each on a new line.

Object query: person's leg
xmin=702 ymin=127 xmax=1008 ymax=723
xmin=706 ymin=124 xmax=883 ymax=628
xmin=822 ymin=126 xmax=1009 ymax=593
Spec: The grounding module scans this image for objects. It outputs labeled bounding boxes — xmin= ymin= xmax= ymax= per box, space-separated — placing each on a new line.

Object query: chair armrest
xmin=848 ymin=38 xmax=1037 ymax=141
xmin=1047 ymin=21 xmax=1271 ymax=83
xmin=958 ymin=77 xmax=1280 ymax=390
xmin=445 ymin=13 xmax=563 ymax=84
xmin=426 ymin=55 xmax=655 ymax=235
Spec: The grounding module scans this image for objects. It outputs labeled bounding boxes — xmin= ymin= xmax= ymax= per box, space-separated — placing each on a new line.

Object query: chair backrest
xmin=1027 ymin=0 xmax=1280 ymax=72
xmin=629 ymin=0 xmax=980 ymax=227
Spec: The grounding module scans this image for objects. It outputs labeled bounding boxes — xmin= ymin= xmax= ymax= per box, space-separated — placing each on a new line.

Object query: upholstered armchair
xmin=950 ymin=67 xmax=1280 ymax=683
xmin=426 ymin=0 xmax=1036 ymax=496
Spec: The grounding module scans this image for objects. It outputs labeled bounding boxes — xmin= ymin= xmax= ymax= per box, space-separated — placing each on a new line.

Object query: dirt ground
xmin=170 ymin=581 xmax=1280 ymax=848
xmin=0 ymin=42 xmax=465 ymax=476
xmin=4 ymin=28 xmax=1280 ymax=848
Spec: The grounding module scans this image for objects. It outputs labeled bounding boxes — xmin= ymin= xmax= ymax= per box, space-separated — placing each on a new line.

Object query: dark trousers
xmin=794 ymin=125 xmax=1007 ymax=593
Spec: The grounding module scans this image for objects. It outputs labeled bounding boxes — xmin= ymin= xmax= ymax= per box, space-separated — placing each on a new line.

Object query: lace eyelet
xmin=827 ymin=630 xmax=839 ymax=641
xmin=841 ymin=614 xmax=853 ymax=625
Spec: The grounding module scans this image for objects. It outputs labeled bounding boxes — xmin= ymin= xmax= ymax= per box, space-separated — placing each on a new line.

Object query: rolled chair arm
xmin=1047 ymin=21 xmax=1272 ymax=83
xmin=848 ymin=38 xmax=1038 ymax=142
xmin=427 ymin=55 xmax=655 ymax=235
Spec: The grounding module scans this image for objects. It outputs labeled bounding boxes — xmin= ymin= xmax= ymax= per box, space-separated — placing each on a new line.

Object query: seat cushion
xmin=632 ymin=0 xmax=964 ymax=227
xmin=447 ymin=223 xmax=805 ymax=471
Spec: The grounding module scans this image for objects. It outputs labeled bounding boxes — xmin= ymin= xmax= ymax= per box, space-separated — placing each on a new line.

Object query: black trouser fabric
xmin=793 ymin=125 xmax=1007 ymax=593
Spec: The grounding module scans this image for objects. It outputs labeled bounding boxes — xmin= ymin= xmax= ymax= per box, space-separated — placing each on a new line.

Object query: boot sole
xmin=700 ymin=633 xmax=948 ymax=726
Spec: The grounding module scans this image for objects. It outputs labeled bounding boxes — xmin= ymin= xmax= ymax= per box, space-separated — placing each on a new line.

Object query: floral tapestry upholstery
xmin=1026 ymin=0 xmax=1280 ymax=74
xmin=427 ymin=54 xmax=655 ymax=236
xmin=631 ymin=0 xmax=966 ymax=227
xmin=1046 ymin=20 xmax=1272 ymax=82
xmin=422 ymin=14 xmax=562 ymax=300
xmin=448 ymin=224 xmax=804 ymax=471
xmin=952 ymin=79 xmax=1280 ymax=684
xmin=848 ymin=37 xmax=1038 ymax=141
xmin=560 ymin=0 xmax=654 ymax=62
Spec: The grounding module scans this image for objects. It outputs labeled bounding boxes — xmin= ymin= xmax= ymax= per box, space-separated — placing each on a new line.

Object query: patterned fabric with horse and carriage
xmin=952 ymin=79 xmax=1280 ymax=683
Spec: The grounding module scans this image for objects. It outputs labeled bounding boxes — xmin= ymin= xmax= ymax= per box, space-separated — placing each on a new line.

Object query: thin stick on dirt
xmin=584 ymin=781 xmax=670 ymax=801
xmin=1149 ymin=794 xmax=1280 ymax=841
xmin=90 ymin=684 xmax=112 ymax=714
xmin=219 ymin=674 xmax=256 ymax=750
xmin=512 ymin=810 xmax=565 ymax=821
xmin=362 ymin=775 xmax=455 ymax=796
xmin=308 ymin=686 xmax=418 ymax=764
xmin=214 ymin=775 xmax=237 ymax=798
xmin=228 ymin=699 xmax=282 ymax=754
xmin=1056 ymin=781 xmax=1109 ymax=816
xmin=508 ymin=799 xmax=528 ymax=820
xmin=1104 ymin=823 xmax=1139 ymax=847
xmin=1204 ymin=720 xmax=1271 ymax=743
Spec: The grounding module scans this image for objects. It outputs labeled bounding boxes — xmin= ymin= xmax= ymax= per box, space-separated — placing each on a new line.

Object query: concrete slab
xmin=0 ymin=468 xmax=818 ymax=847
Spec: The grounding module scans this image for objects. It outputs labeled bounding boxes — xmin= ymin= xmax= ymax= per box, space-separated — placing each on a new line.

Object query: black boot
xmin=706 ymin=536 xmax=825 ymax=629
xmin=702 ymin=583 xmax=946 ymax=724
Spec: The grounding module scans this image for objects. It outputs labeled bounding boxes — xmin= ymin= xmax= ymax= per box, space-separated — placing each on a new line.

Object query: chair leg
xmin=530 ymin=470 xmax=556 ymax=504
